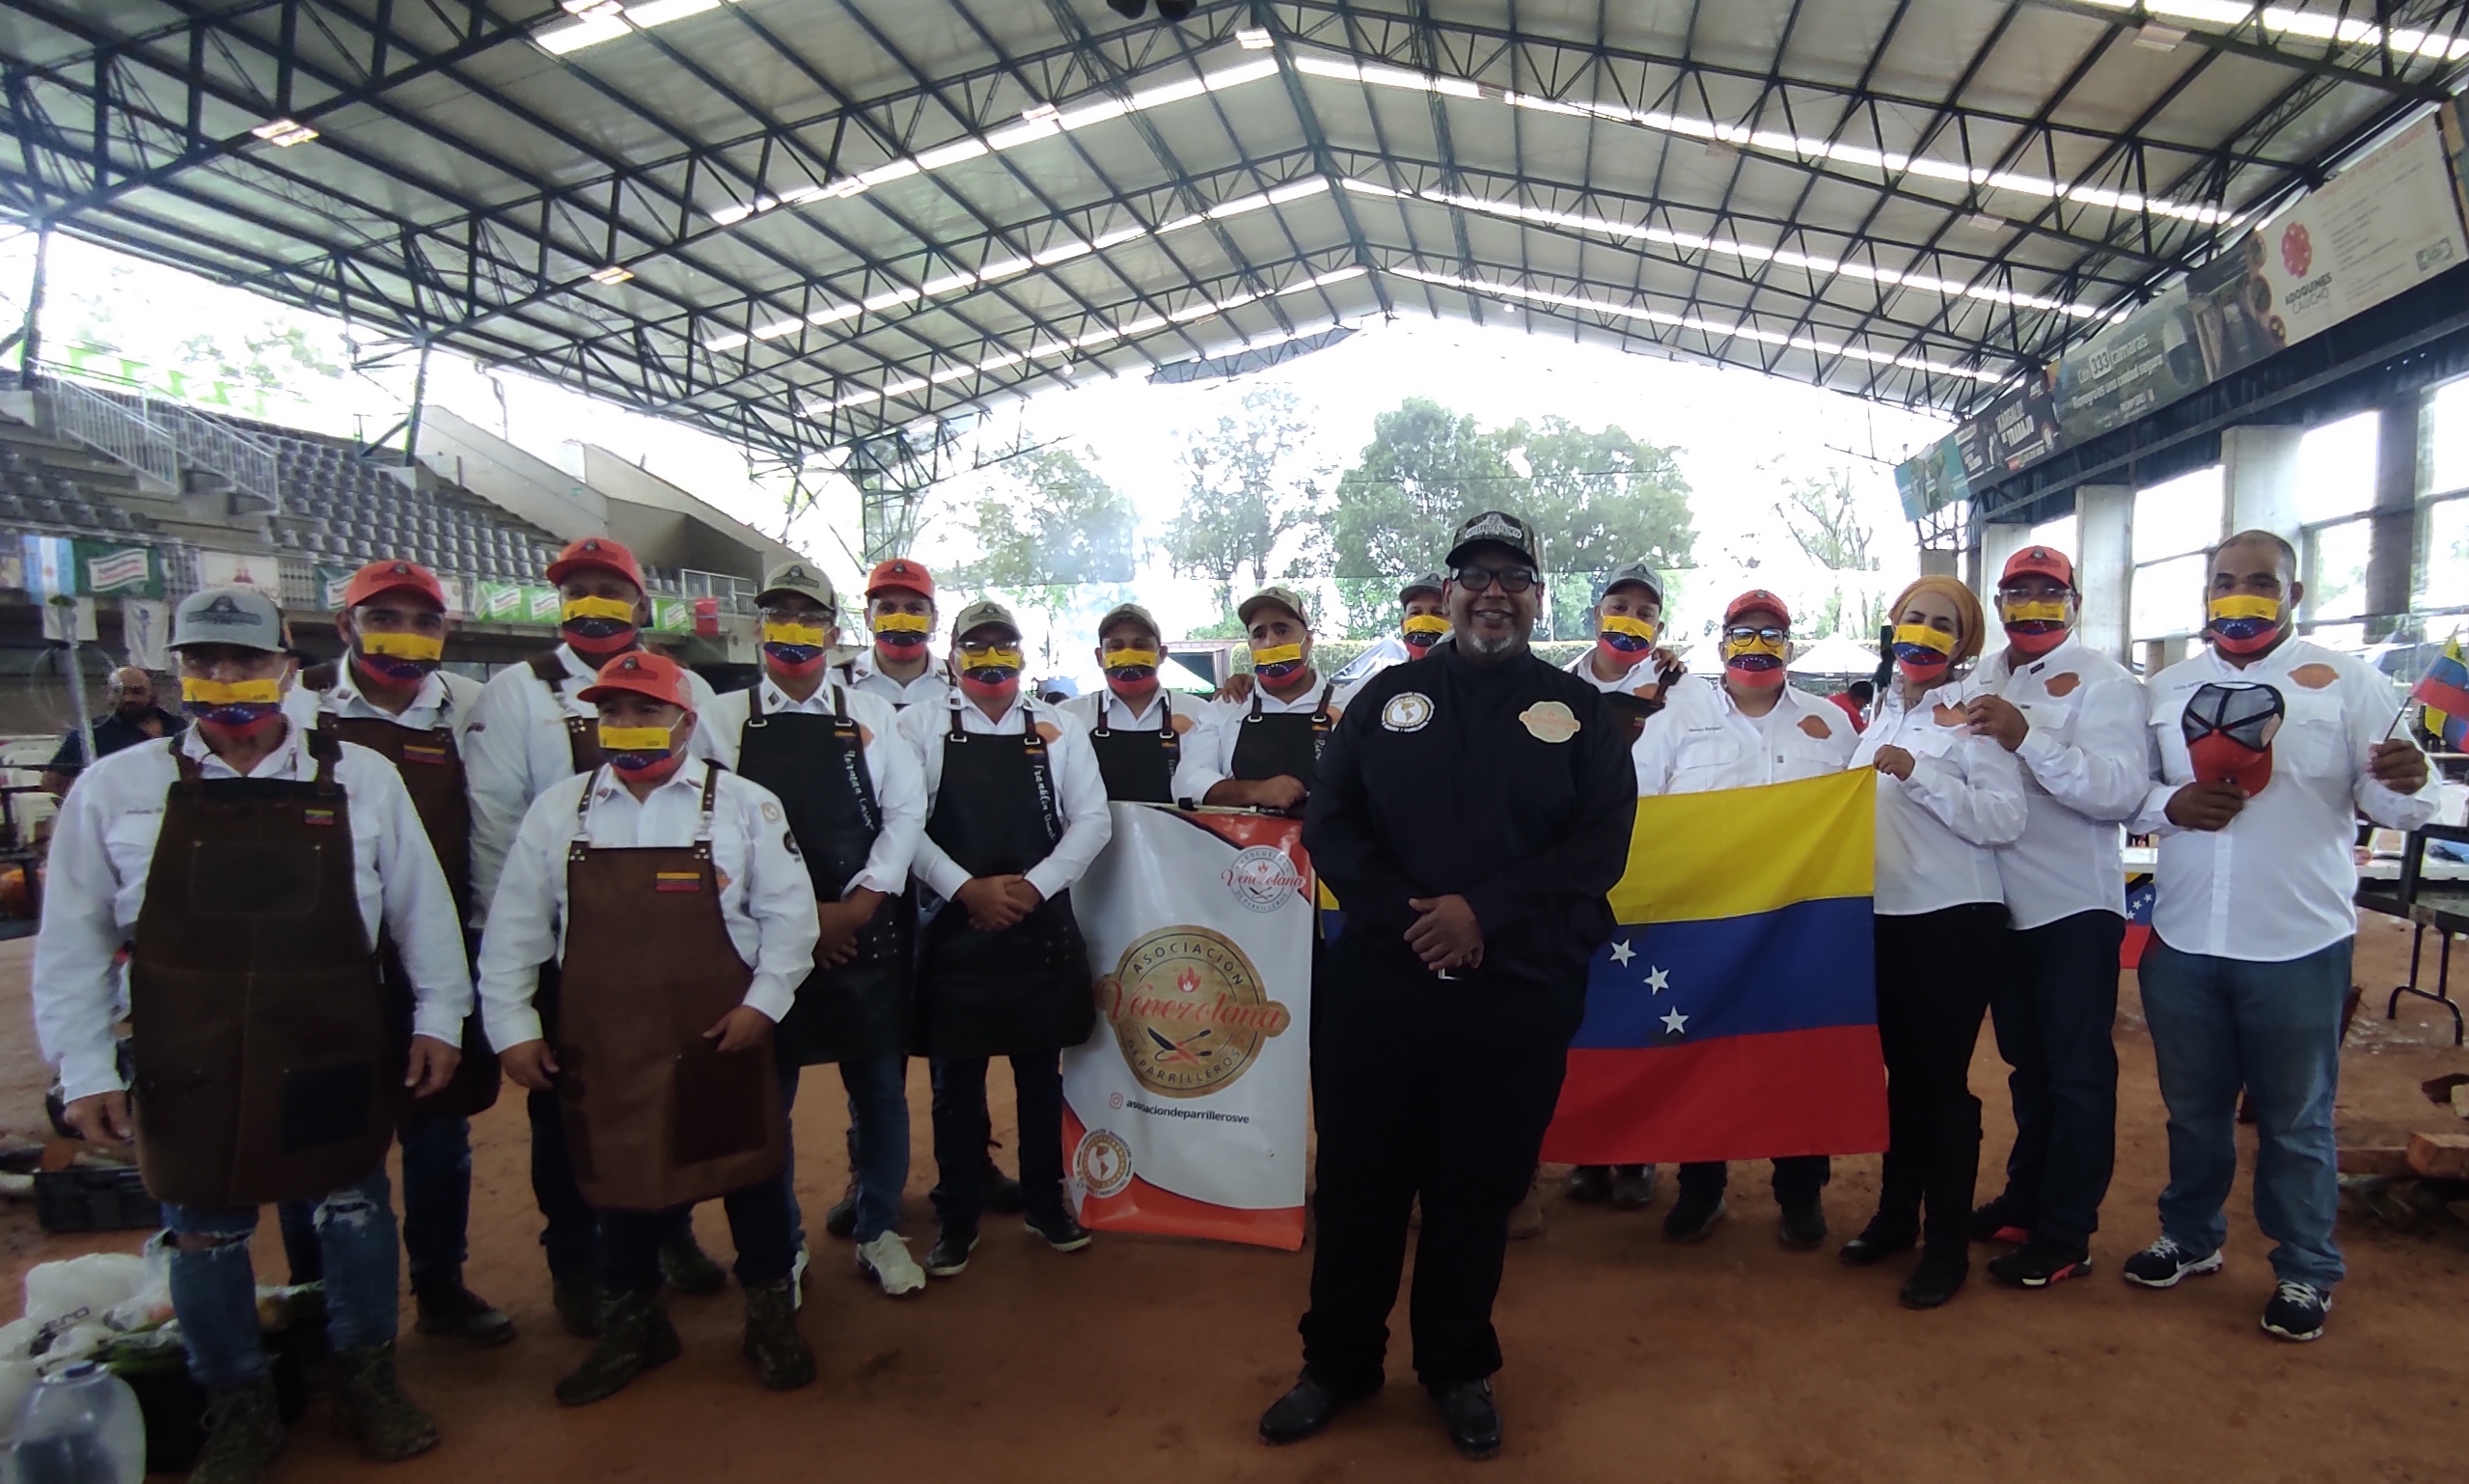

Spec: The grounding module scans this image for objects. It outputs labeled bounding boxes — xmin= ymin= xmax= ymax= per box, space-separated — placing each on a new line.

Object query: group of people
xmin=18 ymin=502 xmax=2433 ymax=1475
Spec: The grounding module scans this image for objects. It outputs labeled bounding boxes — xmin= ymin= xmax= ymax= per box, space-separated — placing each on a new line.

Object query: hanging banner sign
xmin=1062 ymin=805 xmax=1314 ymax=1250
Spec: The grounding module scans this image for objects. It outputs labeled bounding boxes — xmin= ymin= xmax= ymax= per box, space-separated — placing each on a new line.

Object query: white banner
xmin=195 ymin=550 xmax=281 ymax=592
xmin=1063 ymin=804 xmax=1314 ymax=1250
xmin=123 ymin=599 xmax=172 ymax=672
xmin=2250 ymin=115 xmax=2466 ymax=349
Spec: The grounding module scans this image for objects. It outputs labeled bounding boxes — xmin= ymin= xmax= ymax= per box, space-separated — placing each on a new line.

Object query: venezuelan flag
xmin=1542 ymin=770 xmax=1889 ymax=1166
xmin=2413 ymin=636 xmax=2469 ymax=751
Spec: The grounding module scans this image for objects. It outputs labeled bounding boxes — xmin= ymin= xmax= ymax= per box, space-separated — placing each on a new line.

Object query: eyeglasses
xmin=1453 ymin=566 xmax=1537 ymax=594
xmin=1724 ymin=626 xmax=1788 ymax=644
xmin=957 ymin=640 xmax=1020 ymax=659
xmin=760 ymin=606 xmax=835 ymax=625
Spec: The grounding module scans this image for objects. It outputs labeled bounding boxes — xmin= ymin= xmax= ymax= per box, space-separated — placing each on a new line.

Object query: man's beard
xmin=1460 ymin=626 xmax=1524 ymax=658
xmin=117 ymin=701 xmax=151 ymax=720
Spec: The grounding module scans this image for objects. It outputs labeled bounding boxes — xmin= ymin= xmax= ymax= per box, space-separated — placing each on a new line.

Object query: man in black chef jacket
xmin=1258 ymin=510 xmax=1637 ymax=1460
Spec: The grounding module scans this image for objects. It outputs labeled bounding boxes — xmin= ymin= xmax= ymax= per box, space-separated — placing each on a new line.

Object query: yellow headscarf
xmin=1885 ymin=575 xmax=1985 ymax=668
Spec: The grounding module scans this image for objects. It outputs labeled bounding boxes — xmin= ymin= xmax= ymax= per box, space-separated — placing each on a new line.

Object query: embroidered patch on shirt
xmin=1931 ymin=703 xmax=1967 ymax=727
xmin=401 ymin=744 xmax=448 ymax=765
xmin=858 ymin=724 xmax=875 ymax=746
xmin=1797 ymin=715 xmax=1832 ymax=739
xmin=1169 ymin=713 xmax=1195 ymax=735
xmin=1382 ymin=693 xmax=1434 ymax=732
xmin=1034 ymin=721 xmax=1061 ymax=743
xmin=715 ymin=869 xmax=732 ymax=893
xmin=303 ymin=808 xmax=336 ymax=827
xmin=2290 ymin=663 xmax=2339 ymax=691
xmin=2044 ymin=672 xmax=2080 ymax=698
xmin=1520 ymin=701 xmax=1579 ymax=743
xmin=655 ymin=870 xmax=700 ymax=893
xmin=760 ymin=801 xmax=782 ymax=822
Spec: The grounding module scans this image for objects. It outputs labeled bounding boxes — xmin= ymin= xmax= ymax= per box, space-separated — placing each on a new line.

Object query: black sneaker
xmin=923 ymin=1226 xmax=979 ymax=1278
xmin=979 ymin=1157 xmax=1024 ymax=1215
xmin=1986 ymin=1237 xmax=2091 ymax=1288
xmin=1562 ymin=1166 xmax=1613 ymax=1202
xmin=1026 ymin=1209 xmax=1094 ymax=1253
xmin=821 ymin=1169 xmax=861 ymax=1241
xmin=2261 ymin=1280 xmax=2330 ymax=1342
xmin=1778 ymin=1197 xmax=1827 ymax=1250
xmin=2121 ymin=1236 xmax=2223 ymax=1289
xmin=1662 ymin=1190 xmax=1725 ymax=1243
xmin=1607 ymin=1165 xmax=1659 ymax=1210
xmin=1966 ymin=1195 xmax=2032 ymax=1245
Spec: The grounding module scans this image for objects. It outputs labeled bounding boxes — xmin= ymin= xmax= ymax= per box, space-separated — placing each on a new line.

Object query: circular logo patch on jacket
xmin=1383 ymin=692 xmax=1434 ymax=732
xmin=1520 ymin=700 xmax=1580 ymax=743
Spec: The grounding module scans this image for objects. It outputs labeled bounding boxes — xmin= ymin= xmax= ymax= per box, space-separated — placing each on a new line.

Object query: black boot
xmin=1921 ymin=1102 xmax=1986 ymax=1258
xmin=1839 ymin=1142 xmax=1921 ymax=1265
xmin=1900 ymin=1244 xmax=1969 ymax=1308
xmin=555 ymin=1290 xmax=683 ymax=1407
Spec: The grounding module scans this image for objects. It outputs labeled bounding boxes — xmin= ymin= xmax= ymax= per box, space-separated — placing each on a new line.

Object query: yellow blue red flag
xmin=2413 ymin=635 xmax=2469 ymax=750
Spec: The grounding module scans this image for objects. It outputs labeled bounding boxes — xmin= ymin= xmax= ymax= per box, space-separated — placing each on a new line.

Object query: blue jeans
xmin=168 ymin=1168 xmax=398 ymax=1392
xmin=2139 ymin=936 xmax=2350 ymax=1289
xmin=781 ymin=1055 xmax=910 ymax=1245
xmin=279 ymin=1115 xmax=472 ymax=1289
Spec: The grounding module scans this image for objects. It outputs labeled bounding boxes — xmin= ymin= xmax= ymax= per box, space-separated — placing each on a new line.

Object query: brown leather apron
xmin=553 ymin=766 xmax=783 ymax=1211
xmin=311 ymin=668 xmax=500 ymax=1120
xmin=126 ymin=731 xmax=402 ymax=1206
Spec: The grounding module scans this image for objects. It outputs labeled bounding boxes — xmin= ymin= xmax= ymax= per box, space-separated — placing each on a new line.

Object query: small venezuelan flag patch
xmin=303 ymin=809 xmax=336 ymax=828
xmin=401 ymin=744 xmax=448 ymax=766
xmin=654 ymin=870 xmax=700 ymax=893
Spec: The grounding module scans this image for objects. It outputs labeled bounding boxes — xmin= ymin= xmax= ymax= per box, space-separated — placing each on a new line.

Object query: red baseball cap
xmin=2000 ymin=544 xmax=2076 ymax=589
xmin=577 ymin=650 xmax=695 ymax=710
xmin=545 ymin=536 xmax=645 ymax=591
xmin=342 ymin=558 xmax=445 ymax=611
xmin=1724 ymin=589 xmax=1793 ymax=625
xmin=864 ymin=558 xmax=934 ymax=600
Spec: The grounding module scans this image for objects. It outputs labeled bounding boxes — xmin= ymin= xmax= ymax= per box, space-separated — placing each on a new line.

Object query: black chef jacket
xmin=1303 ymin=643 xmax=1637 ymax=987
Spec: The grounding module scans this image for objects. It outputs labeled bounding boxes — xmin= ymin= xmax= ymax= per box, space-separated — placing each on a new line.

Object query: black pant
xmin=1677 ymin=1155 xmax=1830 ymax=1204
xmin=529 ymin=1086 xmax=603 ymax=1279
xmin=929 ymin=1052 xmax=1065 ymax=1229
xmin=600 ymin=1181 xmax=796 ymax=1296
xmin=1873 ymin=904 xmax=2004 ymax=1250
xmin=1300 ymin=944 xmax=1582 ymax=1394
xmin=1988 ymin=910 xmax=2123 ymax=1247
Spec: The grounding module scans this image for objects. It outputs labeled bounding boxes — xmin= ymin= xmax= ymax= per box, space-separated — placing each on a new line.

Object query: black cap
xmin=1444 ymin=509 xmax=1542 ymax=570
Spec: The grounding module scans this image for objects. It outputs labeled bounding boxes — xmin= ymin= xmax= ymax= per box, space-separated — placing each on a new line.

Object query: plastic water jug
xmin=4 ymin=1361 xmax=144 ymax=1484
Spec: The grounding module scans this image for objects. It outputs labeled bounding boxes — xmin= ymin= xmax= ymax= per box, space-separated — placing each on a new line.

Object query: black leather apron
xmin=127 ymin=731 xmax=402 ymax=1206
xmin=915 ymin=701 xmax=1095 ymax=1058
xmin=1229 ymin=681 xmax=1335 ymax=797
xmin=734 ymin=684 xmax=912 ymax=1065
xmin=1604 ymin=689 xmax=1660 ymax=745
xmin=1087 ymin=695 xmax=1181 ymax=805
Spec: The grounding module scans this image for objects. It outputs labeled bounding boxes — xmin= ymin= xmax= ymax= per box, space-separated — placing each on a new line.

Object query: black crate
xmin=33 ymin=1167 xmax=160 ymax=1233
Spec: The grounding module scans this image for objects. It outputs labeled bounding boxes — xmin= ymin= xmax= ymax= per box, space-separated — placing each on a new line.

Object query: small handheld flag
xmin=2411 ymin=636 xmax=2469 ymax=751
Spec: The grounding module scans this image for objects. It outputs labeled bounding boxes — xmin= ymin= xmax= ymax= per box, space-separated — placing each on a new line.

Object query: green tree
xmin=1775 ymin=472 xmax=1883 ymax=640
xmin=1162 ymin=385 xmax=1328 ymax=613
xmin=1515 ymin=415 xmax=1695 ymax=638
xmin=947 ymin=445 xmax=1138 ymax=636
xmin=1329 ymin=398 xmax=1521 ymax=635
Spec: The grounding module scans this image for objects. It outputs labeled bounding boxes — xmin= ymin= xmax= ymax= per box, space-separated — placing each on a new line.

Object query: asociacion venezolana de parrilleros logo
xmin=1096 ymin=926 xmax=1292 ymax=1099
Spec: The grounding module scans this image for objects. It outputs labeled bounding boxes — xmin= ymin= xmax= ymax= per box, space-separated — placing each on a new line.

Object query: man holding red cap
xmin=1954 ymin=544 xmax=2148 ymax=1290
xmin=465 ymin=535 xmax=726 ymax=1331
xmin=1624 ymin=589 xmax=1857 ymax=1246
xmin=838 ymin=557 xmax=951 ymax=710
xmin=477 ymin=648 xmax=820 ymax=1403
xmin=279 ymin=560 xmax=508 ymax=1348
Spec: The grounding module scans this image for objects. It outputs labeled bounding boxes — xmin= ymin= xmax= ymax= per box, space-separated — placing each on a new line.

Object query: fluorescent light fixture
xmin=1966 ymin=211 xmax=2007 ymax=233
xmin=587 ymin=264 xmax=634 ymax=285
xmin=623 ymin=0 xmax=718 ymax=25
xmin=1236 ymin=27 xmax=1274 ymax=48
xmin=2134 ymin=21 xmax=2188 ymax=48
xmin=251 ymin=118 xmax=319 ymax=148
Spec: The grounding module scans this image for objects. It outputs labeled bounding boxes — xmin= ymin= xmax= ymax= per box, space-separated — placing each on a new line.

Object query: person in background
xmin=703 ymin=561 xmax=928 ymax=1301
xmin=35 ymin=586 xmax=469 ymax=1484
xmin=1960 ymin=546 xmax=2147 ymax=1289
xmin=837 ymin=558 xmax=951 ymax=711
xmin=42 ymin=666 xmax=184 ymax=796
xmin=1198 ymin=586 xmax=1339 ymax=814
xmin=1829 ymin=679 xmax=1875 ymax=734
xmin=2122 ymin=530 xmax=2434 ymax=1342
xmin=479 ymin=651 xmax=819 ymax=1403
xmin=463 ymin=536 xmax=727 ymax=1334
xmin=1326 ymin=573 xmax=1453 ymax=712
xmin=1060 ymin=601 xmax=1211 ymax=805
xmin=1839 ymin=576 xmax=2026 ymax=1310
xmin=902 ymin=600 xmax=1112 ymax=1279
xmin=1632 ymin=590 xmax=1857 ymax=1248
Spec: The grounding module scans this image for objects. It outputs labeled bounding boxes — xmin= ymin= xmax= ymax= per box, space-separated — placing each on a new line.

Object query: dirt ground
xmin=2 ymin=921 xmax=2467 ymax=1481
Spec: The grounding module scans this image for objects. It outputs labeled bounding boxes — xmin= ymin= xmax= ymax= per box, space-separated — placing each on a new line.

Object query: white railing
xmin=35 ymin=370 xmax=286 ymax=512
xmin=40 ymin=374 xmax=178 ymax=488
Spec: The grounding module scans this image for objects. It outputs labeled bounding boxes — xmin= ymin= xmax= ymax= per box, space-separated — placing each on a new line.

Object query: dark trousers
xmin=1988 ymin=910 xmax=2123 ymax=1247
xmin=600 ymin=1181 xmax=796 ymax=1296
xmin=1677 ymin=1155 xmax=1830 ymax=1204
xmin=528 ymin=1086 xmax=603 ymax=1278
xmin=278 ymin=1114 xmax=471 ymax=1289
xmin=929 ymin=1052 xmax=1065 ymax=1230
xmin=1300 ymin=946 xmax=1582 ymax=1394
xmin=1873 ymin=904 xmax=2005 ymax=1250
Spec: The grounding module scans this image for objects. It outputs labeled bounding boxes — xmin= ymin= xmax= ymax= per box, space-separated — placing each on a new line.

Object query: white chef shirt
xmin=1058 ymin=687 xmax=1218 ymax=803
xmin=472 ymin=757 xmax=820 ymax=1052
xmin=700 ymin=678 xmax=925 ymax=899
xmin=34 ymin=725 xmax=476 ymax=1103
xmin=2134 ymin=638 xmax=2437 ymax=961
xmin=303 ymin=667 xmax=487 ymax=742
xmin=837 ymin=648 xmax=952 ymax=711
xmin=1563 ymin=647 xmax=1665 ymax=698
xmin=1194 ymin=675 xmax=1342 ymax=793
xmin=1966 ymin=637 xmax=2150 ymax=930
xmin=463 ymin=645 xmax=720 ymax=929
xmin=1849 ymin=678 xmax=2029 ymax=917
xmin=1632 ymin=675 xmax=1856 ymax=795
xmin=898 ymin=694 xmax=1113 ymax=905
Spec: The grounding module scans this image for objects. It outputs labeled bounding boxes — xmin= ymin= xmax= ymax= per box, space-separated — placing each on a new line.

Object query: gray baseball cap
xmin=1398 ymin=571 xmax=1446 ymax=600
xmin=1444 ymin=509 xmax=1542 ymax=569
xmin=170 ymin=586 xmax=286 ymax=652
xmin=951 ymin=597 xmax=1021 ymax=640
xmin=1237 ymin=584 xmax=1312 ymax=629
xmin=1096 ymin=601 xmax=1161 ymax=641
xmin=1595 ymin=562 xmax=1664 ymax=604
xmin=756 ymin=559 xmax=837 ymax=612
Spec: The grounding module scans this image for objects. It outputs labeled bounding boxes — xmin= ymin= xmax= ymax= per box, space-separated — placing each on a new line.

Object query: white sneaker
xmin=856 ymin=1231 xmax=926 ymax=1298
xmin=789 ymin=1243 xmax=809 ymax=1311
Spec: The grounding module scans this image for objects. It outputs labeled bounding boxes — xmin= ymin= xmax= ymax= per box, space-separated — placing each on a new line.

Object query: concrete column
xmin=2222 ymin=425 xmax=2304 ymax=542
xmin=2077 ymin=483 xmax=2132 ymax=665
xmin=1976 ymin=520 xmax=2035 ymax=617
xmin=2364 ymin=398 xmax=2421 ymax=638
xmin=1919 ymin=548 xmax=1960 ymax=579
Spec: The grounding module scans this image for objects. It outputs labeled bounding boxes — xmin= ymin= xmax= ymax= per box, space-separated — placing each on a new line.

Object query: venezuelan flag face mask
xmin=873 ymin=611 xmax=931 ymax=654
xmin=597 ymin=721 xmax=684 ymax=780
xmin=1401 ymin=614 xmax=1450 ymax=654
xmin=352 ymin=628 xmax=443 ymax=684
xmin=957 ymin=644 xmax=1025 ymax=702
xmin=1892 ymin=622 xmax=1957 ymax=682
xmin=181 ymin=675 xmax=287 ymax=734
xmin=2207 ymin=594 xmax=2284 ymax=655
xmin=760 ymin=618 xmax=832 ymax=677
xmin=1596 ymin=613 xmax=1659 ymax=665
xmin=1250 ymin=642 xmax=1307 ymax=682
xmin=561 ymin=595 xmax=638 ymax=657
xmin=1722 ymin=630 xmax=1790 ymax=690
xmin=2000 ymin=597 xmax=2072 ymax=659
xmin=1103 ymin=647 xmax=1161 ymax=702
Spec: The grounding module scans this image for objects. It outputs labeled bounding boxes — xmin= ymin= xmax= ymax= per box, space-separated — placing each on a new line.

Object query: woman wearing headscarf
xmin=1840 ymin=575 xmax=2027 ymax=1308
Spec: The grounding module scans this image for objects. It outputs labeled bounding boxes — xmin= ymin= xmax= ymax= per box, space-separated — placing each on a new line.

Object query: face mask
xmin=958 ymin=646 xmax=1024 ymax=702
xmin=2001 ymin=597 xmax=2071 ymax=659
xmin=2207 ymin=594 xmax=2284 ymax=655
xmin=352 ymin=628 xmax=442 ymax=684
xmin=873 ymin=612 xmax=931 ymax=653
xmin=1103 ymin=647 xmax=1161 ymax=702
xmin=180 ymin=676 xmax=286 ymax=734
xmin=2181 ymin=681 xmax=2283 ymax=797
xmin=1250 ymin=643 xmax=1306 ymax=682
xmin=597 ymin=722 xmax=684 ymax=780
xmin=1891 ymin=622 xmax=1956 ymax=682
xmin=760 ymin=619 xmax=832 ymax=677
xmin=561 ymin=595 xmax=638 ymax=657
xmin=1401 ymin=614 xmax=1450 ymax=653
xmin=1595 ymin=614 xmax=1659 ymax=667
xmin=1723 ymin=636 xmax=1789 ymax=690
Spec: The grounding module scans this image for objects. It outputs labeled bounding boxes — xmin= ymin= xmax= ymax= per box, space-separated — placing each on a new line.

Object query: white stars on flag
xmin=1661 ymin=1008 xmax=1690 ymax=1035
xmin=1645 ymin=966 xmax=1669 ymax=994
xmin=1608 ymin=939 xmax=1634 ymax=967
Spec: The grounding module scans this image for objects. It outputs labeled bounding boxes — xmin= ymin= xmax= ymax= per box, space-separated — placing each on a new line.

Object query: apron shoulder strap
xmin=1313 ymin=681 xmax=1334 ymax=723
xmin=526 ymin=650 xmax=565 ymax=687
xmin=946 ymin=696 xmax=967 ymax=741
xmin=1091 ymin=695 xmax=1111 ymax=738
xmin=1246 ymin=688 xmax=1264 ymax=723
xmin=305 ymin=726 xmax=343 ymax=792
xmin=172 ymin=740 xmax=202 ymax=784
xmin=301 ymin=660 xmax=340 ymax=694
xmin=747 ymin=680 xmax=767 ymax=728
xmin=698 ymin=765 xmax=722 ymax=844
xmin=832 ymin=685 xmax=856 ymax=729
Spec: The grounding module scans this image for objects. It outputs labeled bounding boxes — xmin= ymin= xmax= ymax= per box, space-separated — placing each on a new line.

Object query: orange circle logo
xmin=1095 ymin=927 xmax=1291 ymax=1099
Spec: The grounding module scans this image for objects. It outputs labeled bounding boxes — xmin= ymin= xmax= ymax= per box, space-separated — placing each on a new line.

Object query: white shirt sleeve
xmin=2012 ymin=672 xmax=2153 ymax=823
xmin=1901 ymin=730 xmax=2030 ymax=848
xmin=683 ymin=671 xmax=727 ymax=763
xmin=2347 ymin=663 xmax=2441 ymax=829
xmin=1631 ymin=704 xmax=1681 ymax=797
xmin=352 ymin=749 xmax=476 ymax=1042
xmin=472 ymin=784 xmax=571 ymax=1052
xmin=30 ymin=756 xmax=137 ymax=1102
xmin=1171 ymin=700 xmax=1229 ymax=802
xmin=698 ymin=689 xmax=746 ymax=771
xmin=732 ymin=779 xmax=822 ymax=1023
xmin=462 ymin=670 xmax=541 ymax=932
xmin=1026 ymin=707 xmax=1114 ymax=901
xmin=901 ymin=704 xmax=966 ymax=901
xmin=852 ymin=694 xmax=925 ymax=897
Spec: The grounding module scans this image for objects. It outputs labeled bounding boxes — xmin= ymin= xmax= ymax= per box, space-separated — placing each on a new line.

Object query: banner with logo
xmin=76 ymin=541 xmax=161 ymax=598
xmin=315 ymin=563 xmax=357 ymax=610
xmin=195 ymin=549 xmax=279 ymax=591
xmin=123 ymin=598 xmax=172 ymax=671
xmin=1062 ymin=805 xmax=1314 ymax=1250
